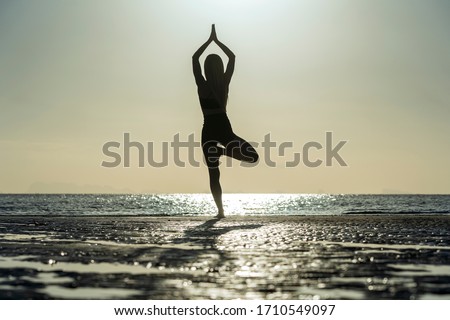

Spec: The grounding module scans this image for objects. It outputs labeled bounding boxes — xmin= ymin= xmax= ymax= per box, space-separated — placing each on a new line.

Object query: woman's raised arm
xmin=212 ymin=25 xmax=235 ymax=83
xmin=192 ymin=28 xmax=214 ymax=85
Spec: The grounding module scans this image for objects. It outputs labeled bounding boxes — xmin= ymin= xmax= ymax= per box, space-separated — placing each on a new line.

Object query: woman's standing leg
xmin=203 ymin=140 xmax=225 ymax=218
xmin=208 ymin=167 xmax=224 ymax=218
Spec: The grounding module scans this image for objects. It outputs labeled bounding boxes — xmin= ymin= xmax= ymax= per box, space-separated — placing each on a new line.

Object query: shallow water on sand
xmin=1 ymin=215 xmax=449 ymax=299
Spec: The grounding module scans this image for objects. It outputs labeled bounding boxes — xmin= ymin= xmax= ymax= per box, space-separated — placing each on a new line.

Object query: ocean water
xmin=0 ymin=194 xmax=449 ymax=216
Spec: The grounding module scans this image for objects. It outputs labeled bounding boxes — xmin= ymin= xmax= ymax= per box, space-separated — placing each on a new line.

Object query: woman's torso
xmin=198 ymin=83 xmax=234 ymax=143
xmin=197 ymin=81 xmax=228 ymax=116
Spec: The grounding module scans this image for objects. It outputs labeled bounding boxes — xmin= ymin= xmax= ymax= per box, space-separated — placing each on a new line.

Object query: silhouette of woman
xmin=193 ymin=25 xmax=259 ymax=218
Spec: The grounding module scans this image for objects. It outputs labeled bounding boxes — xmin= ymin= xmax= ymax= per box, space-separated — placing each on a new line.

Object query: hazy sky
xmin=1 ymin=0 xmax=449 ymax=194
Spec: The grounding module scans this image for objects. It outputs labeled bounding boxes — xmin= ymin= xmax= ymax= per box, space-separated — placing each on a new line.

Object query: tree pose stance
xmin=193 ymin=25 xmax=259 ymax=218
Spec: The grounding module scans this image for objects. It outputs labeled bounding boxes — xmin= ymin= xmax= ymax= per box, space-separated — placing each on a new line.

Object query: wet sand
xmin=0 ymin=215 xmax=449 ymax=299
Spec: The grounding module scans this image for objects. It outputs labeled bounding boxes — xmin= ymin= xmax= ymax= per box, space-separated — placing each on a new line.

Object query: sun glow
xmin=216 ymin=0 xmax=267 ymax=8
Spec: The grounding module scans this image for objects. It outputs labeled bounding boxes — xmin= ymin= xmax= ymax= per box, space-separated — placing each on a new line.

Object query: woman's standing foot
xmin=215 ymin=210 xmax=225 ymax=219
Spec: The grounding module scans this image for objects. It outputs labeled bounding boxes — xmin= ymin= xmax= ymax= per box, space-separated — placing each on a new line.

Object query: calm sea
xmin=0 ymin=194 xmax=449 ymax=216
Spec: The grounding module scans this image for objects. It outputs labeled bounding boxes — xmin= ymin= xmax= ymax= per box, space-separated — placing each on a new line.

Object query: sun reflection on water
xmin=221 ymin=193 xmax=337 ymax=216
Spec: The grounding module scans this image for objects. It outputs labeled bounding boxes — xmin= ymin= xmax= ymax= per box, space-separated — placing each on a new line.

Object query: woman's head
xmin=204 ymin=54 xmax=227 ymax=107
xmin=204 ymin=54 xmax=224 ymax=81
